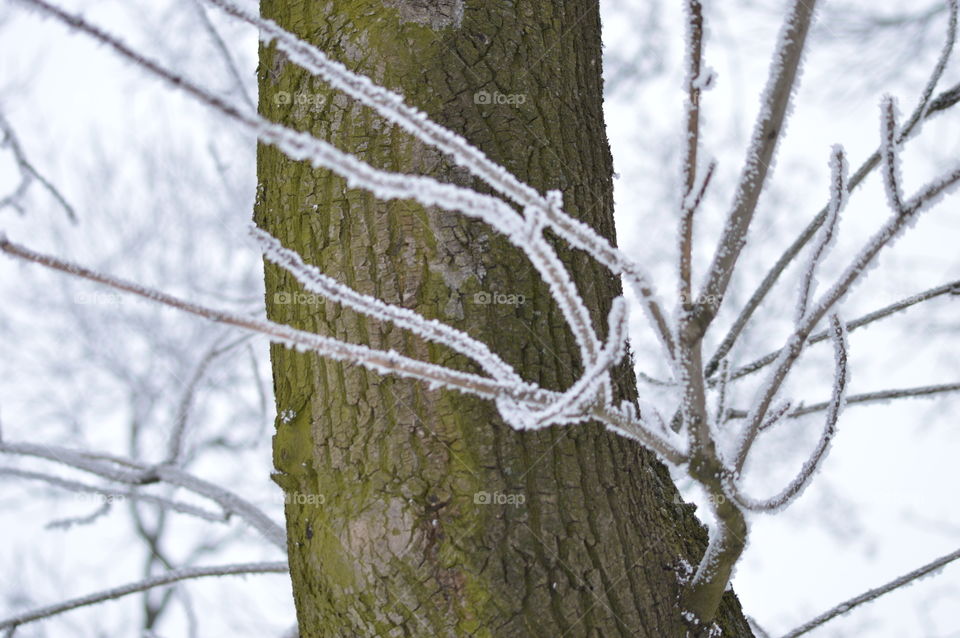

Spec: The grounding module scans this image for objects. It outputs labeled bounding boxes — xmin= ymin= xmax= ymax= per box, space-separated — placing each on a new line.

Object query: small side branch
xmin=727 ymin=279 xmax=960 ymax=383
xmin=796 ymin=147 xmax=846 ymax=324
xmin=679 ymin=0 xmax=707 ymax=305
xmin=720 ymin=381 xmax=960 ymax=423
xmin=880 ymin=97 xmax=905 ymax=214
xmin=0 ymin=111 xmax=77 ymax=222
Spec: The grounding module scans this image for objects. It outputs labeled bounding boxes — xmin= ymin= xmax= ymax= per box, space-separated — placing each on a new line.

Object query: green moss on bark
xmin=256 ymin=1 xmax=755 ymax=635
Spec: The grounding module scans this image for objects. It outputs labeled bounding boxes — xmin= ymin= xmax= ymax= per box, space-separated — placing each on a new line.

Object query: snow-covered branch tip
xmin=796 ymin=146 xmax=846 ymax=324
xmin=880 ymin=96 xmax=906 ymax=214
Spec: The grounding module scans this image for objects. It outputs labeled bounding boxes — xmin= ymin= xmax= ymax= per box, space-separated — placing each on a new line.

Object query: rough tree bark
xmin=255 ymin=1 xmax=754 ymax=635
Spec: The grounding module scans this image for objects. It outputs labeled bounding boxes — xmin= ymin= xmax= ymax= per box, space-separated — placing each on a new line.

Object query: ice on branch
xmin=795 ymin=145 xmax=847 ymax=325
xmin=728 ymin=314 xmax=848 ymax=512
xmin=252 ymin=226 xmax=522 ymax=384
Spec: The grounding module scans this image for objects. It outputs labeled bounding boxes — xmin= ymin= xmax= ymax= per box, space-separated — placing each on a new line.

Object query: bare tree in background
xmin=2 ymin=0 xmax=960 ymax=636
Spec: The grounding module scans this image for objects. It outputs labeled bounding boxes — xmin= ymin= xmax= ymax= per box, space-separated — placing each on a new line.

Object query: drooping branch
xmin=0 ymin=439 xmax=287 ymax=548
xmin=727 ymin=314 xmax=848 ymax=512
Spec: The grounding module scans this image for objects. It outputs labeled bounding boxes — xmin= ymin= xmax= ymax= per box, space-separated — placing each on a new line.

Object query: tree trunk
xmin=255 ymin=1 xmax=754 ymax=635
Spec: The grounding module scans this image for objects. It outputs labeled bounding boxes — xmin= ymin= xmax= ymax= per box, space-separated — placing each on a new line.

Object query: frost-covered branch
xmin=678 ymin=0 xmax=707 ymax=305
xmin=0 ymin=234 xmax=689 ymax=465
xmin=728 ymin=161 xmax=960 ymax=473
xmin=0 ymin=561 xmax=288 ymax=632
xmin=198 ymin=0 xmax=677 ymax=363
xmin=705 ymin=0 xmax=959 ymax=377
xmin=253 ymin=227 xmax=523 ymax=385
xmin=880 ymin=97 xmax=906 ymax=214
xmin=721 ymin=381 xmax=960 ymax=423
xmin=796 ymin=147 xmax=846 ymax=324
xmin=0 ymin=234 xmax=535 ymax=404
xmin=727 ymin=279 xmax=960 ymax=382
xmin=525 ymin=297 xmax=629 ymax=427
xmin=727 ymin=315 xmax=848 ymax=512
xmin=16 ymin=0 xmax=624 ymax=400
xmin=781 ymin=545 xmax=960 ymax=638
xmin=693 ymin=0 xmax=819 ymax=335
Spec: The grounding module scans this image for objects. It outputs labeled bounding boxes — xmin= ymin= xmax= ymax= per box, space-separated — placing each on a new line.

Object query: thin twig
xmin=721 ymin=381 xmax=960 ymax=423
xmin=796 ymin=146 xmax=846 ymax=324
xmin=0 ymin=467 xmax=225 ymax=522
xmin=0 ymin=562 xmax=288 ymax=631
xmin=727 ymin=279 xmax=960 ymax=383
xmin=0 ymin=111 xmax=77 ymax=222
xmin=188 ymin=0 xmax=256 ymax=111
xmin=0 ymin=440 xmax=286 ymax=548
xmin=781 ymin=546 xmax=960 ymax=638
